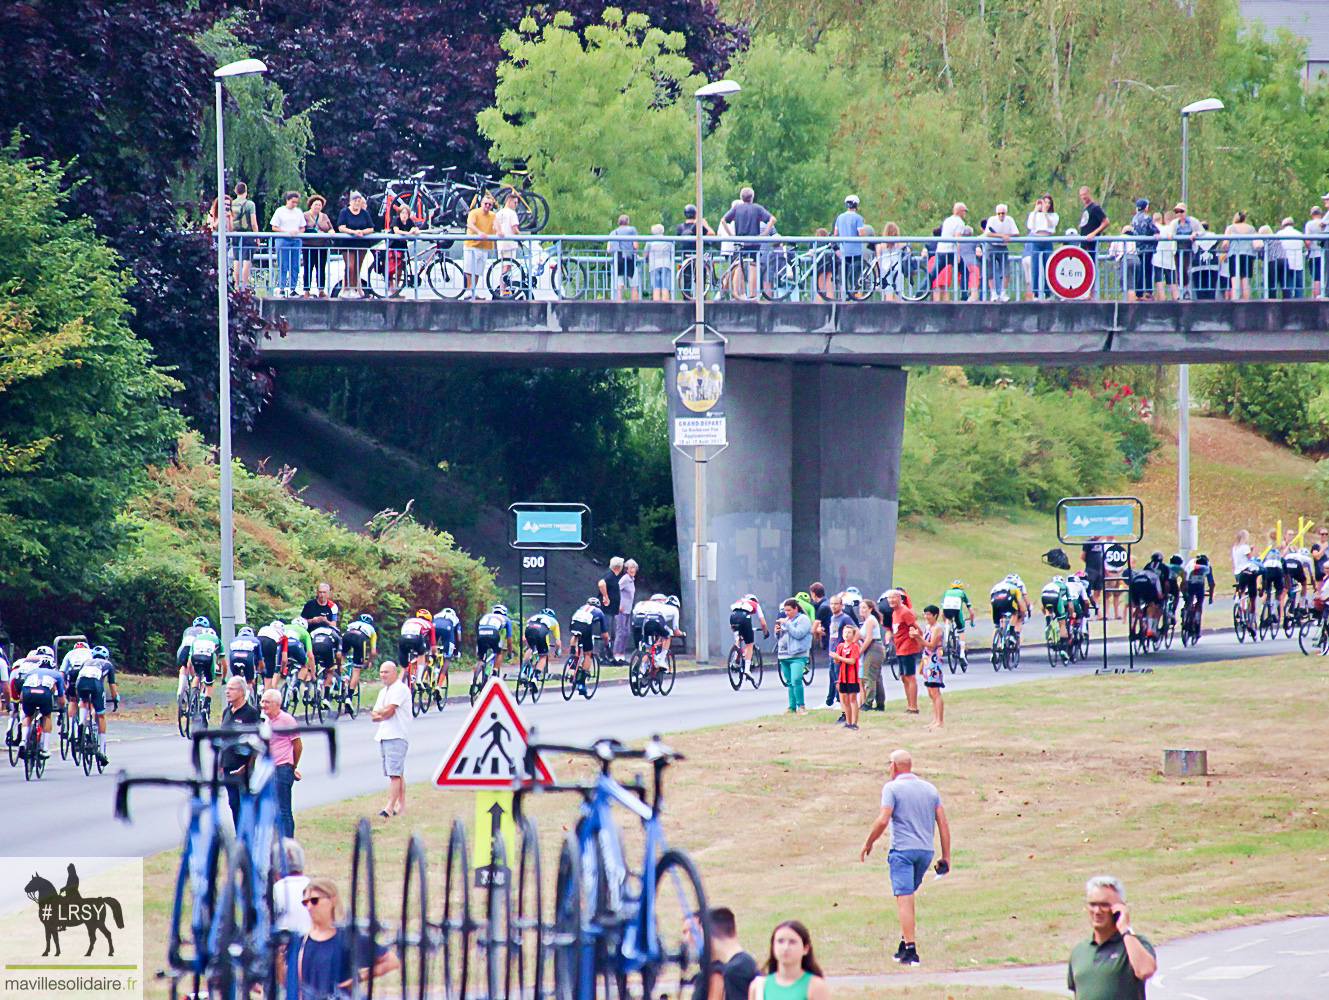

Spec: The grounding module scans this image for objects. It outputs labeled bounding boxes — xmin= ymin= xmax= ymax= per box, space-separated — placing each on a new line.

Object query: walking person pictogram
xmin=474 ymin=712 xmax=514 ymax=775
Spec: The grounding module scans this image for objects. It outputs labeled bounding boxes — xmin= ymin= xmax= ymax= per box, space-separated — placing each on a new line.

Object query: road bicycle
xmin=1300 ymin=602 xmax=1329 ymax=656
xmin=1283 ymin=585 xmax=1310 ymax=639
xmin=322 ymin=661 xmax=362 ymax=719
xmin=762 ymin=244 xmax=837 ymax=302
xmin=116 ymin=722 xmax=336 ymax=1000
xmin=454 ymin=168 xmax=550 ymax=234
xmin=628 ymin=635 xmax=677 ymax=698
xmin=852 ymin=248 xmax=932 ymax=301
xmin=21 ymin=712 xmax=48 ymax=781
xmin=1070 ymin=611 xmax=1091 ymax=661
xmin=725 ymin=629 xmax=763 ymax=690
xmin=5 ymin=702 xmax=21 ymax=767
xmin=991 ymin=613 xmax=1020 ymax=671
xmin=512 ymin=736 xmax=711 ymax=1000
xmin=561 ymin=638 xmax=602 ymax=701
xmin=178 ymin=669 xmax=206 ymax=739
xmin=412 ymin=651 xmax=449 ymax=716
xmin=1158 ymin=594 xmax=1177 ymax=649
xmin=71 ymin=695 xmax=114 ymax=775
xmin=1180 ymin=594 xmax=1205 ymax=647
xmin=365 ymin=234 xmax=466 ymax=299
xmin=1128 ymin=602 xmax=1154 ymax=656
xmin=1257 ymin=587 xmax=1280 ymax=641
xmin=942 ymin=619 xmax=968 ymax=674
xmin=775 ymin=639 xmax=815 ymax=688
xmin=1232 ymin=591 xmax=1257 ymax=643
xmin=485 ymin=242 xmax=588 ymax=300
xmin=471 ymin=648 xmax=506 ymax=704
xmin=514 ymin=645 xmax=548 ymax=704
xmin=1043 ymin=613 xmax=1068 ymax=667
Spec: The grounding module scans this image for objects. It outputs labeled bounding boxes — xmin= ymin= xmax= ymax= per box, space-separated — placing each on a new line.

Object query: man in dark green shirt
xmin=1068 ymin=875 xmax=1157 ymax=999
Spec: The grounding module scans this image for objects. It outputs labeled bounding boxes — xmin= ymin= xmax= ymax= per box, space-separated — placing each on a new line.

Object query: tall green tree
xmin=0 ymin=148 xmax=184 ymax=601
xmin=480 ymin=9 xmax=703 ymax=232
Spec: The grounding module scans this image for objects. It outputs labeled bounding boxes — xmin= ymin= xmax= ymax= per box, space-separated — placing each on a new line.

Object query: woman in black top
xmin=388 ymin=200 xmax=420 ymax=296
xmin=336 ymin=191 xmax=376 ymax=297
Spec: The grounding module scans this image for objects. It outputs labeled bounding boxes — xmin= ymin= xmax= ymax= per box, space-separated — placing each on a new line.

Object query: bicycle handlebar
xmin=114 ymin=772 xmax=205 ymax=823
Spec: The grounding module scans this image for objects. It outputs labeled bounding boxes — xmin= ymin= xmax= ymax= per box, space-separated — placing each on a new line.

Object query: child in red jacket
xmin=831 ymin=624 xmax=862 ymax=730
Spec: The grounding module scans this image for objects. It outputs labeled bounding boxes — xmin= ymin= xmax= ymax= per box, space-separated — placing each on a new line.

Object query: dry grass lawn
xmin=139 ymin=652 xmax=1328 ymax=998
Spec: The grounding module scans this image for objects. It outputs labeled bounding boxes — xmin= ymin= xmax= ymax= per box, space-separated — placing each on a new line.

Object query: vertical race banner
xmin=669 ymin=340 xmax=726 ymax=450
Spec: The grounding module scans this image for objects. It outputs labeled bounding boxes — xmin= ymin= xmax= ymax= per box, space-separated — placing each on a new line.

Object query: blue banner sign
xmin=1064 ymin=504 xmax=1136 ymax=538
xmin=515 ymin=511 xmax=583 ymax=546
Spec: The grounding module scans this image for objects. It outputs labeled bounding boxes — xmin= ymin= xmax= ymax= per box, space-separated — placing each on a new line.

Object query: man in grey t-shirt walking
xmin=860 ymin=748 xmax=952 ymax=966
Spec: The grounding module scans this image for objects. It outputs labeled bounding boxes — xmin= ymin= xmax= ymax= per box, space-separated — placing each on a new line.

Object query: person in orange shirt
xmin=463 ymin=192 xmax=497 ymax=299
xmin=831 ymin=624 xmax=862 ymax=730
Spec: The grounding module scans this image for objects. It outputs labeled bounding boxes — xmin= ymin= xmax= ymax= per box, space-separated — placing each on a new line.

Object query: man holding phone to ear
xmin=1069 ymin=875 xmax=1157 ymax=998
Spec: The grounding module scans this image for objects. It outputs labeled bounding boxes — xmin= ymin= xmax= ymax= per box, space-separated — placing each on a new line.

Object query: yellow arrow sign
xmin=474 ymin=790 xmax=516 ymax=870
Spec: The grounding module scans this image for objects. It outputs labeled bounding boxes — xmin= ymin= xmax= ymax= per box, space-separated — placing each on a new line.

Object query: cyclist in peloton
xmin=1283 ymin=544 xmax=1314 ymax=607
xmin=1235 ymin=551 xmax=1262 ymax=626
xmin=476 ymin=604 xmax=514 ymax=676
xmin=432 ymin=607 xmax=461 ymax=672
xmin=570 ymin=597 xmax=610 ymax=694
xmin=728 ymin=594 xmax=769 ymax=677
xmin=175 ymin=616 xmax=210 ymax=685
xmin=20 ymin=654 xmax=64 ymax=760
xmin=940 ymin=580 xmax=974 ymax=669
xmin=633 ymin=593 xmax=681 ymax=676
xmin=284 ymin=617 xmax=311 ymax=688
xmin=341 ymin=613 xmax=377 ymax=694
xmin=257 ymin=619 xmax=287 ymax=695
xmin=74 ymin=645 xmax=118 ymax=766
xmin=309 ymin=621 xmax=343 ymax=705
xmin=1183 ymin=554 xmax=1215 ymax=627
xmin=60 ymin=640 xmax=94 ymax=732
xmin=398 ymin=609 xmax=435 ymax=684
xmin=1127 ymin=559 xmax=1165 ymax=638
xmin=1067 ymin=571 xmax=1095 ymax=627
xmin=1040 ymin=575 xmax=1072 ymax=663
xmin=1005 ymin=573 xmax=1032 ymax=631
xmin=523 ymin=608 xmax=562 ymax=679
xmin=1259 ymin=530 xmax=1287 ymax=623
xmin=185 ymin=620 xmax=225 ymax=722
xmin=989 ymin=576 xmax=1028 ymax=643
xmin=8 ymin=650 xmax=43 ymax=733
xmin=228 ymin=625 xmax=266 ymax=691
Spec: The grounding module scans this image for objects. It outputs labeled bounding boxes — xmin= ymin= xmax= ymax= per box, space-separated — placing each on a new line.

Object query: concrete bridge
xmin=259 ymin=298 xmax=1329 ymax=657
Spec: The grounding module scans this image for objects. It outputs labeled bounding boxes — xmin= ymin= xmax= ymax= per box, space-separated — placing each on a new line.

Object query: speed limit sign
xmin=1046 ymin=246 xmax=1096 ymax=299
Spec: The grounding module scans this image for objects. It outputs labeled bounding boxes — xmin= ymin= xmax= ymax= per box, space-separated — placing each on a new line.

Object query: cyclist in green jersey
xmin=939 ymin=580 xmax=974 ymax=669
xmin=1039 ymin=576 xmax=1072 ymax=662
xmin=184 ymin=627 xmax=226 ymax=722
xmin=286 ymin=616 xmax=314 ymax=681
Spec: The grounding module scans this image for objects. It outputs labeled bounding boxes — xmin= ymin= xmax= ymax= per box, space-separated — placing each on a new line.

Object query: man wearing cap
xmin=834 ymin=195 xmax=868 ymax=297
xmin=934 ymin=203 xmax=967 ymax=301
xmin=1276 ymin=216 xmax=1307 ymax=299
xmin=1128 ymin=199 xmax=1158 ymax=301
xmin=1306 ymin=205 xmax=1326 ymax=299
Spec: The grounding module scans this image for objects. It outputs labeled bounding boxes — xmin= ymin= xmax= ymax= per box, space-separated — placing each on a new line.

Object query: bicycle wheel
xmin=1232 ymin=601 xmax=1246 ymax=642
xmin=1284 ymin=603 xmax=1297 ymax=638
xmin=509 ymin=817 xmax=543 ymax=1000
xmin=348 ymin=676 xmax=363 ymax=719
xmin=655 ymin=651 xmax=677 ymax=696
xmin=676 ymin=256 xmax=712 ymax=302
xmin=531 ymin=658 xmax=546 ymax=703
xmin=470 ymin=662 xmax=488 ymax=705
xmin=399 ymin=835 xmax=429 ymax=1000
xmin=425 ymin=255 xmax=466 ymax=299
xmin=551 ymin=255 xmax=588 ymax=300
xmin=849 ymin=259 xmax=879 ymax=301
xmin=652 ymin=850 xmax=712 ymax=1000
xmin=81 ymin=725 xmax=94 ymax=775
xmin=7 ymin=719 xmax=18 ymax=768
xmin=177 ymin=688 xmax=191 ymax=739
xmin=750 ymin=647 xmax=763 ymax=689
xmin=365 ymin=249 xmax=392 ymax=299
xmin=58 ymin=712 xmax=69 ymax=760
xmin=435 ymin=664 xmax=449 ymax=709
xmin=551 ymin=833 xmax=584 ymax=1000
xmin=1318 ymin=619 xmax=1329 ymax=656
xmin=168 ymin=820 xmax=232 ymax=977
xmin=584 ymin=655 xmax=600 ymax=699
xmin=887 ymin=650 xmax=900 ymax=680
xmin=1078 ymin=624 xmax=1091 ymax=660
xmin=442 ymin=819 xmax=472 ymax=1000
xmin=944 ymin=635 xmax=957 ymax=674
xmin=348 ymin=817 xmax=379 ymax=1000
xmin=1006 ymin=639 xmax=1021 ymax=670
xmin=900 ymin=257 xmax=932 ymax=301
xmin=525 ymin=190 xmax=550 ymax=234
xmin=628 ymin=651 xmax=645 ymax=697
xmin=515 ymin=654 xmax=533 ymax=704
xmin=22 ymin=724 xmax=35 ymax=781
xmin=211 ymin=841 xmax=258 ymax=1000
xmin=803 ymin=649 xmax=815 ymax=684
xmin=726 ymin=646 xmax=743 ymax=690
xmin=1298 ymin=612 xmax=1315 ymax=654
xmin=561 ymin=655 xmax=578 ymax=701
xmin=761 ymin=256 xmax=797 ymax=301
xmin=487 ymin=257 xmax=528 ymax=299
xmin=1046 ymin=623 xmax=1060 ymax=668
xmin=412 ymin=670 xmax=427 ymax=717
xmin=992 ymin=635 xmax=1004 ymax=671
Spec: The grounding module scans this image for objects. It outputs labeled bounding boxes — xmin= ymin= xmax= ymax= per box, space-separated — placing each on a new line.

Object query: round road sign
xmin=1046 ymin=245 xmax=1096 ymax=299
xmin=1103 ymin=543 xmax=1129 ymax=573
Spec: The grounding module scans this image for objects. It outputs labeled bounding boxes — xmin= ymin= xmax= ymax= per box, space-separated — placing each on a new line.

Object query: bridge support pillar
xmin=670 ymin=360 xmax=906 ymax=661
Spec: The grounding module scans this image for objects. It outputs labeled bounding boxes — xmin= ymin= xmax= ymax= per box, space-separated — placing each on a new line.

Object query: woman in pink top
xmin=261 ymin=688 xmax=302 ymax=837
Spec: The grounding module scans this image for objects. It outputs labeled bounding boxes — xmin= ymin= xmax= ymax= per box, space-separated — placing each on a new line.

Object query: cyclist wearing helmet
xmin=1183 ymin=554 xmax=1215 ymax=627
xmin=1039 ymin=574 xmax=1072 ymax=662
xmin=1283 ymin=543 xmax=1314 ymax=604
xmin=728 ymin=593 xmax=769 ymax=677
xmin=342 ymin=613 xmax=377 ymax=693
xmin=1259 ymin=529 xmax=1287 ymax=623
xmin=184 ymin=622 xmax=224 ymax=723
xmin=176 ymin=616 xmax=211 ymax=672
xmin=477 ymin=604 xmax=514 ymax=673
xmin=834 ymin=194 xmax=868 ymax=295
xmin=940 ymin=581 xmax=974 ymax=669
xmin=633 ymin=592 xmax=682 ymax=674
xmin=308 ymin=619 xmax=344 ymax=700
xmin=1066 ymin=571 xmax=1094 ymax=624
xmin=74 ymin=645 xmax=118 ymax=765
xmin=228 ymin=625 xmax=266 ymax=688
xmin=284 ymin=617 xmax=312 ymax=684
xmin=523 ymin=608 xmax=562 ymax=677
xmin=570 ymin=597 xmax=610 ymax=692
xmin=258 ymin=619 xmax=288 ymax=688
xmin=676 ymin=203 xmax=714 ymax=239
xmin=988 ymin=576 xmax=1026 ymax=640
xmin=433 ymin=608 xmax=462 ymax=662
xmin=60 ymin=641 xmax=94 ymax=729
xmin=1127 ymin=558 xmax=1165 ymax=639
xmin=398 ymin=609 xmax=435 ymax=682
xmin=19 ymin=656 xmax=64 ymax=760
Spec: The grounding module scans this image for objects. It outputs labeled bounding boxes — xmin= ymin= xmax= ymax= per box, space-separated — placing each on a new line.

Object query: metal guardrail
xmin=223 ymin=231 xmax=1329 ymax=304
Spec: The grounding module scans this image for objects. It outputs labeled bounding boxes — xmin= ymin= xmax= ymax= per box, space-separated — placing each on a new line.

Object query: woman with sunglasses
xmin=282 ymin=877 xmax=398 ymax=1000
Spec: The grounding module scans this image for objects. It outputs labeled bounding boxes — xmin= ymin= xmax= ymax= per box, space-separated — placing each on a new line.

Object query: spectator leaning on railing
xmin=336 ymin=192 xmax=375 ymax=298
xmin=609 ymin=214 xmax=640 ymax=301
xmin=1276 ymin=217 xmax=1307 ymax=299
xmin=982 ymin=204 xmax=1018 ymax=301
xmin=1305 ymin=205 xmax=1325 ymax=299
xmin=302 ymin=195 xmax=333 ymax=298
xmin=933 ymin=203 xmax=966 ymax=302
xmin=1025 ymin=195 xmax=1058 ymax=300
xmin=270 ymin=191 xmax=306 ymax=298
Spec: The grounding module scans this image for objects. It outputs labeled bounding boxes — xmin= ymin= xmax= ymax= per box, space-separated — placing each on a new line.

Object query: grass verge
xmin=139 ymin=651 xmax=1327 ymax=997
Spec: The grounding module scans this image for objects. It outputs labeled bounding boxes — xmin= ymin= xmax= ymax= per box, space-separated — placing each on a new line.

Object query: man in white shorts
xmin=494 ymin=191 xmax=522 ymax=296
xmin=463 ymin=192 xmax=497 ymax=299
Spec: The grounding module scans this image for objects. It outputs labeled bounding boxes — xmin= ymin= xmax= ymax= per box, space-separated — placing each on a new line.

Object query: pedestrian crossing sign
xmin=432 ymin=676 xmax=555 ymax=788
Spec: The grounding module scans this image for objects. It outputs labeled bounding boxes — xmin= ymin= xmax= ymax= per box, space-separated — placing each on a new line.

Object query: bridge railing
xmin=231 ymin=231 xmax=1329 ymax=304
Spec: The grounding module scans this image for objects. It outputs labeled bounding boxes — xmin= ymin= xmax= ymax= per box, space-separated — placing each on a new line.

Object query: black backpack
xmin=1042 ymin=548 xmax=1072 ymax=570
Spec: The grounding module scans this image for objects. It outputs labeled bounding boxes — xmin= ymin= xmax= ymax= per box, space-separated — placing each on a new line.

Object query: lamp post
xmin=1177 ymin=97 xmax=1223 ymax=562
xmin=687 ymin=78 xmax=739 ymax=664
xmin=214 ymin=58 xmax=267 ymax=650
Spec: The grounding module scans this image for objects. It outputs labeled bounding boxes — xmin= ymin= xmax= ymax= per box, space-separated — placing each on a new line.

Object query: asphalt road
xmin=0 ymin=626 xmax=1303 ymax=861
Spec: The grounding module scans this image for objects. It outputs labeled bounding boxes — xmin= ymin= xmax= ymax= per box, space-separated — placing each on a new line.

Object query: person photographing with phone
xmin=1068 ymin=875 xmax=1156 ymax=999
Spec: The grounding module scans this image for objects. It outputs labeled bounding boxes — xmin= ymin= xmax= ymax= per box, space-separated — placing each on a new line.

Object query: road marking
xmin=1222 ymin=937 xmax=1266 ymax=952
xmin=1169 ymin=957 xmax=1209 ymax=971
xmin=1276 ymin=949 xmax=1329 ymax=956
xmin=1180 ymin=993 xmax=1212 ymax=1000
xmin=1280 ymin=922 xmax=1321 ymax=935
xmin=1185 ymin=965 xmax=1271 ymax=981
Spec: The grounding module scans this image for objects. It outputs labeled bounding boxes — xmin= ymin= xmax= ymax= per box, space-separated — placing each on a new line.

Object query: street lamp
xmin=214 ymin=57 xmax=267 ymax=651
xmin=1177 ymin=96 xmax=1223 ymax=562
xmin=688 ymin=78 xmax=739 ymax=664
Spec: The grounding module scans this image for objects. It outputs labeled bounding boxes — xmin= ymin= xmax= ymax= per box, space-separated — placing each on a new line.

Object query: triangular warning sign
xmin=433 ymin=676 xmax=555 ymax=788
